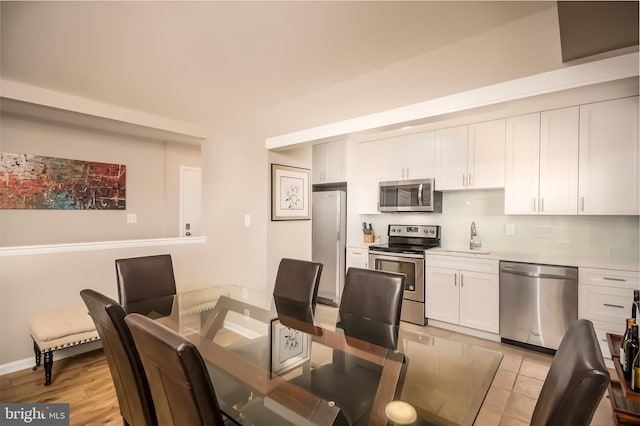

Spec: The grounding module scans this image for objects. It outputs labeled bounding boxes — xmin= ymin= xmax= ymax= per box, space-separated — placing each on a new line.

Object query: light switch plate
xmin=244 ymin=214 xmax=251 ymax=227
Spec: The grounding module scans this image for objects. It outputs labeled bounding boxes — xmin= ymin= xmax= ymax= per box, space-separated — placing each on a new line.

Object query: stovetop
xmin=368 ymin=224 xmax=441 ymax=254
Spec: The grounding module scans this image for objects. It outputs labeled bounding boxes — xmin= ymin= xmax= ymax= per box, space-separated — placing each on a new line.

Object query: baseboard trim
xmin=0 ymin=340 xmax=103 ymax=376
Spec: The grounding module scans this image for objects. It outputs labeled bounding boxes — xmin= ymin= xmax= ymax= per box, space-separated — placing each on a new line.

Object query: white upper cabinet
xmin=505 ymin=108 xmax=579 ymax=215
xmin=539 ymin=106 xmax=580 ymax=215
xmin=436 ymin=120 xmax=505 ymax=191
xmin=435 ymin=125 xmax=468 ymax=190
xmin=378 ymin=132 xmax=436 ymax=182
xmin=468 ymin=119 xmax=506 ymax=189
xmin=312 ymin=140 xmax=346 ymax=184
xmin=505 ymin=113 xmax=541 ymax=214
xmin=578 ymin=96 xmax=639 ymax=215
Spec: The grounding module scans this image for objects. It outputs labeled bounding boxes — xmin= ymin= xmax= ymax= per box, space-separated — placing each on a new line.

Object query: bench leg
xmin=43 ymin=350 xmax=53 ymax=386
xmin=32 ymin=340 xmax=41 ymax=371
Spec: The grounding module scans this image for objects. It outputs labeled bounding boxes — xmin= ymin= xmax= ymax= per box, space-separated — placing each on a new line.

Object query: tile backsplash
xmin=360 ymin=190 xmax=639 ymax=263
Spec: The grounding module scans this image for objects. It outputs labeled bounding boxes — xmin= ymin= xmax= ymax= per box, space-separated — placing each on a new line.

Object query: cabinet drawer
xmin=426 ymin=254 xmax=499 ymax=274
xmin=590 ymin=321 xmax=626 ymax=359
xmin=579 ymin=268 xmax=639 ymax=290
xmin=579 ymin=284 xmax=634 ymax=324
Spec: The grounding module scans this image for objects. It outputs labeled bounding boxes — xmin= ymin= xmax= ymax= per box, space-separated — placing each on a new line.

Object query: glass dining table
xmin=126 ymin=285 xmax=502 ymax=426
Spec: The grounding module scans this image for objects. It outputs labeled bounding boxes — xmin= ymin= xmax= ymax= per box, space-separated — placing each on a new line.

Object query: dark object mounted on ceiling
xmin=557 ymin=1 xmax=639 ymax=62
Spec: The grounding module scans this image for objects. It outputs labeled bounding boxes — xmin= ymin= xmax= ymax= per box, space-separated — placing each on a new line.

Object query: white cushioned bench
xmin=29 ymin=306 xmax=100 ymax=386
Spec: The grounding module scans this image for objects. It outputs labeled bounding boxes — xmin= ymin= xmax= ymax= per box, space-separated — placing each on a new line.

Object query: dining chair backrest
xmin=125 ymin=313 xmax=225 ymax=426
xmin=80 ymin=289 xmax=156 ymax=426
xmin=339 ymin=267 xmax=405 ymax=326
xmin=273 ymin=258 xmax=323 ymax=306
xmin=116 ymin=254 xmax=177 ymax=311
xmin=530 ymin=319 xmax=609 ymax=426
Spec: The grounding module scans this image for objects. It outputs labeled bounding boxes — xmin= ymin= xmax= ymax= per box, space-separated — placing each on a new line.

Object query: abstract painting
xmin=0 ymin=152 xmax=126 ymax=210
xmin=270 ymin=163 xmax=310 ymax=221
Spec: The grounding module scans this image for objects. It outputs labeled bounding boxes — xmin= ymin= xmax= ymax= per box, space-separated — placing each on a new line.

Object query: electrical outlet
xmin=127 ymin=214 xmax=137 ymax=224
xmin=505 ymin=223 xmax=515 ymax=236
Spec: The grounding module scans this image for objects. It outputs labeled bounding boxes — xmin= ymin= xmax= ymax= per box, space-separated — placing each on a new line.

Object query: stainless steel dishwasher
xmin=500 ymin=261 xmax=578 ymax=352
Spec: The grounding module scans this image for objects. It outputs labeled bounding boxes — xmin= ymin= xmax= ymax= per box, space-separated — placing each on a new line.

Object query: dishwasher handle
xmin=501 ymin=267 xmax=575 ymax=281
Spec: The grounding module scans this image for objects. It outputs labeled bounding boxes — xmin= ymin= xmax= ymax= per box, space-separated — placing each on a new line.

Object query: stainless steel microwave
xmin=378 ymin=178 xmax=442 ymax=212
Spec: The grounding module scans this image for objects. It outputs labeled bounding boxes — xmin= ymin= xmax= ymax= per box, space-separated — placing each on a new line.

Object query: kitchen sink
xmin=441 ymin=249 xmax=492 ymax=255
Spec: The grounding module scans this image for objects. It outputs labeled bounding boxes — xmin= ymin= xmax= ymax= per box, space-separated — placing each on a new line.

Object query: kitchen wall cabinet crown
xmin=313 ymin=140 xmax=346 ymax=184
xmin=377 ymin=132 xmax=436 ymax=182
xmin=426 ymin=254 xmax=499 ymax=334
xmin=435 ymin=119 xmax=506 ymax=191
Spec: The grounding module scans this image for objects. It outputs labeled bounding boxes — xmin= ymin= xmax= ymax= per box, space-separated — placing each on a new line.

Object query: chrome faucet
xmin=470 ymin=221 xmax=482 ymax=249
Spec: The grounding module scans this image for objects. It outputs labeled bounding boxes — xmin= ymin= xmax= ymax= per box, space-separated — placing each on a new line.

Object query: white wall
xmin=0 ymin=114 xmax=201 ymax=245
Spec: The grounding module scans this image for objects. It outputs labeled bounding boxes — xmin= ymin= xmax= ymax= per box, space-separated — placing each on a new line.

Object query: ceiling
xmin=1 ymin=1 xmax=556 ymax=128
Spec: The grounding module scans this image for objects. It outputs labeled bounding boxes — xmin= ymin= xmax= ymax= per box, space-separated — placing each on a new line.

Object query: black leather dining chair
xmin=530 ymin=319 xmax=609 ymax=426
xmin=80 ymin=289 xmax=157 ymax=426
xmin=115 ymin=254 xmax=177 ymax=313
xmin=272 ymin=258 xmax=323 ymax=306
xmin=293 ymin=267 xmax=406 ymax=425
xmin=125 ymin=313 xmax=227 ymax=426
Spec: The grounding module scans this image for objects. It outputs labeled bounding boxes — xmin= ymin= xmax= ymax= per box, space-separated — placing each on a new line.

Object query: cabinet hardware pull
xmin=603 ymin=303 xmax=624 ymax=309
xmin=580 ymin=197 xmax=585 ymax=212
xmin=461 ymin=273 xmax=464 ymax=287
xmin=533 ymin=198 xmax=537 ymax=213
xmin=468 ymin=175 xmax=472 ymax=188
xmin=454 ymin=275 xmax=457 ymax=287
xmin=462 ymin=175 xmax=466 ymax=187
xmin=603 ymin=277 xmax=626 ymax=282
xmin=541 ymin=198 xmax=544 ymax=213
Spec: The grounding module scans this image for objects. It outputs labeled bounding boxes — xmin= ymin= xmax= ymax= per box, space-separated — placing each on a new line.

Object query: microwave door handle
xmin=418 ymin=184 xmax=423 ymax=206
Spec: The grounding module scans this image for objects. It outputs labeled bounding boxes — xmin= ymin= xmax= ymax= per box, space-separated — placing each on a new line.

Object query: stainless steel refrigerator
xmin=312 ymin=190 xmax=346 ymax=306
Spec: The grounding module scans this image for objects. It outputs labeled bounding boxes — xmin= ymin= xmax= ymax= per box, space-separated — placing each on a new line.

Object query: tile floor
xmin=397 ymin=320 xmax=616 ymax=426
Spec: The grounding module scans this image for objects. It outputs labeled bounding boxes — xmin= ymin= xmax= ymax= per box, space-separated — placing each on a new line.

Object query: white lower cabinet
xmin=578 ymin=267 xmax=640 ymax=360
xmin=426 ymin=255 xmax=499 ymax=333
xmin=346 ymin=246 xmax=369 ymax=270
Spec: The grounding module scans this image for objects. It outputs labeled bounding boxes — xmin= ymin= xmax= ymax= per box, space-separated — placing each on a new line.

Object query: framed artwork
xmin=271 ymin=164 xmax=310 ymax=221
xmin=0 ymin=152 xmax=126 ymax=210
xmin=270 ymin=319 xmax=310 ymax=376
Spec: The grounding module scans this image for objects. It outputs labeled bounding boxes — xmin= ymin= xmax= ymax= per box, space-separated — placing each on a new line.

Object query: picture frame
xmin=270 ymin=319 xmax=310 ymax=376
xmin=271 ymin=163 xmax=310 ymax=221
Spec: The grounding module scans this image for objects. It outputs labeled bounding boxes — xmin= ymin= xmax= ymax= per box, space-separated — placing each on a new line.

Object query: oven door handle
xmin=368 ymin=251 xmax=425 ymax=260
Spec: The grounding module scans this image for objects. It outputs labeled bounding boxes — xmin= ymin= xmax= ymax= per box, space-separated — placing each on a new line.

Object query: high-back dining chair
xmin=80 ymin=289 xmax=157 ymax=426
xmin=273 ymin=258 xmax=323 ymax=306
xmin=291 ymin=268 xmax=406 ymax=425
xmin=125 ymin=313 xmax=226 ymax=426
xmin=530 ymin=319 xmax=609 ymax=426
xmin=339 ymin=267 xmax=405 ymax=327
xmin=116 ymin=254 xmax=177 ymax=312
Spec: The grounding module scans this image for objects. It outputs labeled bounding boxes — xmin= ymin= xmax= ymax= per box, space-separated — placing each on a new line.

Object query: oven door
xmin=368 ymin=251 xmax=424 ymax=303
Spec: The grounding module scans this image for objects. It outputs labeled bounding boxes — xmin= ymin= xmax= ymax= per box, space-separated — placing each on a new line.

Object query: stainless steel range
xmin=368 ymin=224 xmax=441 ymax=325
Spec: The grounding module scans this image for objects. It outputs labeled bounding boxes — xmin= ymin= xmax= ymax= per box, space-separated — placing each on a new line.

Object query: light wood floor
xmin=0 ymin=324 xmax=617 ymax=426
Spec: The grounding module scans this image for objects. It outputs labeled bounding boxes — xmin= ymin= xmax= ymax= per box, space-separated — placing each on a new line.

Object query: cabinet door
xmin=356 ymin=141 xmax=380 ymax=214
xmin=539 ymin=107 xmax=579 ymax=215
xmin=426 ymin=267 xmax=459 ymax=324
xmin=468 ymin=119 xmax=506 ymax=189
xmin=346 ymin=247 xmax=369 ymax=270
xmin=436 ymin=126 xmax=468 ymax=190
xmin=312 ymin=141 xmax=346 ymax=184
xmin=505 ymin=113 xmax=540 ymax=214
xmin=378 ymin=132 xmax=435 ymax=181
xmin=458 ymin=271 xmax=499 ymax=333
xmin=579 ymin=96 xmax=639 ymax=215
